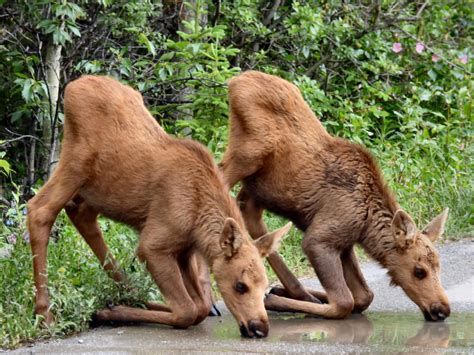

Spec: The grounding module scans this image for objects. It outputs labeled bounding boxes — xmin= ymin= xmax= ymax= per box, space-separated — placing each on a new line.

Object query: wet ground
xmin=10 ymin=312 xmax=474 ymax=354
xmin=9 ymin=240 xmax=474 ymax=353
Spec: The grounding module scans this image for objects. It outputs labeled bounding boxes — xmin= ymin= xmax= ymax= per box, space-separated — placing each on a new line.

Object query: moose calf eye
xmin=235 ymin=281 xmax=249 ymax=294
xmin=414 ymin=267 xmax=427 ymax=280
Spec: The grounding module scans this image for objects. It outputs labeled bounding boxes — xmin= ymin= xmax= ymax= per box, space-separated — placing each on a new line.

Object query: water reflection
xmin=265 ymin=312 xmax=473 ymax=349
xmin=275 ymin=314 xmax=373 ymax=344
xmin=406 ymin=322 xmax=450 ymax=348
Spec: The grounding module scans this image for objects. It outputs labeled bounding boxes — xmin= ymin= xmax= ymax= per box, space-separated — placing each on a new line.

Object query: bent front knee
xmin=332 ymin=299 xmax=354 ymax=319
xmin=194 ymin=302 xmax=212 ymax=325
xmin=353 ymin=290 xmax=374 ymax=313
xmin=173 ymin=306 xmax=199 ymax=329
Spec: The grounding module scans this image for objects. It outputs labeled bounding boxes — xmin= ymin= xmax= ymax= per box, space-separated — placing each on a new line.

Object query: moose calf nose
xmin=430 ymin=302 xmax=451 ymax=321
xmin=240 ymin=319 xmax=268 ymax=338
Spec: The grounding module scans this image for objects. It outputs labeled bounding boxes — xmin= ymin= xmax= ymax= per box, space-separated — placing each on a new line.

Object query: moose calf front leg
xmin=65 ymin=200 xmax=126 ymax=284
xmin=96 ymin=251 xmax=198 ymax=328
xmin=304 ymin=242 xmax=354 ymax=318
xmin=237 ymin=187 xmax=321 ymax=304
xmin=265 ymin=242 xmax=354 ymax=319
xmin=179 ymin=253 xmax=213 ymax=325
xmin=270 ymin=247 xmax=374 ymax=313
xmin=341 ymin=247 xmax=374 ymax=313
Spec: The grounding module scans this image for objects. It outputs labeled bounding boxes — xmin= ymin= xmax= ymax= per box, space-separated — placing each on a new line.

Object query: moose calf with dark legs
xmin=220 ymin=71 xmax=450 ymax=321
xmin=27 ymin=75 xmax=291 ymax=337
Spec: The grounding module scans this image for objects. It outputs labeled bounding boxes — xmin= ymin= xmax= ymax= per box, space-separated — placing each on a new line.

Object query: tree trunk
xmin=42 ymin=37 xmax=62 ymax=179
xmin=27 ymin=115 xmax=36 ymax=191
xmin=176 ymin=0 xmax=207 ymax=137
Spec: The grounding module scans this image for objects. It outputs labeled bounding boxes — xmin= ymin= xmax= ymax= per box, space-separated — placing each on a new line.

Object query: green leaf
xmin=21 ymin=80 xmax=33 ymax=102
xmin=302 ymin=47 xmax=310 ymax=58
xmin=158 ymin=68 xmax=167 ymax=80
xmin=452 ymin=71 xmax=464 ymax=80
xmin=427 ymin=69 xmax=437 ymax=81
xmin=420 ymin=90 xmax=432 ymax=101
xmin=159 ymin=52 xmax=175 ymax=61
xmin=0 ymin=160 xmax=11 ymax=175
xmin=188 ymin=43 xmax=201 ymax=54
xmin=11 ymin=111 xmax=23 ymax=123
xmin=138 ymin=33 xmax=156 ymax=56
xmin=68 ymin=24 xmax=81 ymax=37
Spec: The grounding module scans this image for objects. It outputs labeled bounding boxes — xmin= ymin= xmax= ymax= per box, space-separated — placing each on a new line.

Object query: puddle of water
xmin=214 ymin=312 xmax=474 ymax=349
xmin=14 ymin=311 xmax=474 ymax=353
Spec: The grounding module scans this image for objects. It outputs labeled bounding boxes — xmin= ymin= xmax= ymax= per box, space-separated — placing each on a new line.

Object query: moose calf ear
xmin=422 ymin=208 xmax=449 ymax=242
xmin=254 ymin=222 xmax=292 ymax=258
xmin=391 ymin=209 xmax=417 ymax=249
xmin=220 ymin=218 xmax=243 ymax=258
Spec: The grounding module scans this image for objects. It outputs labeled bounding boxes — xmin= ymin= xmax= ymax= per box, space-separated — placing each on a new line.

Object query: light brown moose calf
xmin=220 ymin=71 xmax=451 ymax=321
xmin=27 ymin=75 xmax=291 ymax=338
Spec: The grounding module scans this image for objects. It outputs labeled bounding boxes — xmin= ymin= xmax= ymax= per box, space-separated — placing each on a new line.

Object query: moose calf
xmin=220 ymin=71 xmax=450 ymax=321
xmin=27 ymin=75 xmax=291 ymax=338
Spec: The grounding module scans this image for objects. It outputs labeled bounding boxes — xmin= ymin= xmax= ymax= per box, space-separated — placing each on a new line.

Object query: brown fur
xmin=220 ymin=71 xmax=450 ymax=321
xmin=27 ymin=75 xmax=290 ymax=337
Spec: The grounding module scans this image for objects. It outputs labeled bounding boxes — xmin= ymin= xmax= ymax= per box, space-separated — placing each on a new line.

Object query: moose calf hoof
xmin=208 ymin=303 xmax=222 ymax=317
xmin=35 ymin=305 xmax=55 ymax=327
xmin=94 ymin=309 xmax=111 ymax=322
xmin=38 ymin=311 xmax=55 ymax=327
xmin=264 ymin=293 xmax=293 ymax=313
xmin=89 ymin=312 xmax=107 ymax=328
xmin=90 ymin=307 xmax=134 ymax=327
xmin=268 ymin=286 xmax=287 ymax=297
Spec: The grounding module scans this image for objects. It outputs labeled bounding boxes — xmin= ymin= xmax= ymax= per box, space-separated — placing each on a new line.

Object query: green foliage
xmin=0 ymin=152 xmax=11 ymax=175
xmin=38 ymin=2 xmax=85 ymax=46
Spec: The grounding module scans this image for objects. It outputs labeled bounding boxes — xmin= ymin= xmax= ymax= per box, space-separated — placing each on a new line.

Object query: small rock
xmin=78 ymin=339 xmax=84 ymax=344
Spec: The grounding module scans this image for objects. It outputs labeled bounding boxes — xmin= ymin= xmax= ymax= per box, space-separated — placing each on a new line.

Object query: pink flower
xmin=432 ymin=54 xmax=440 ymax=62
xmin=415 ymin=42 xmax=425 ymax=54
xmin=6 ymin=234 xmax=17 ymax=245
xmin=459 ymin=54 xmax=468 ymax=64
xmin=392 ymin=42 xmax=402 ymax=53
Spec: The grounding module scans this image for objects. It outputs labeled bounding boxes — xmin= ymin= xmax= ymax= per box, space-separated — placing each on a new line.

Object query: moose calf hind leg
xmin=28 ymin=166 xmax=85 ymax=325
xmin=94 ymin=305 xmax=197 ymax=329
xmin=28 ymin=204 xmax=57 ymax=324
xmin=65 ymin=200 xmax=126 ymax=283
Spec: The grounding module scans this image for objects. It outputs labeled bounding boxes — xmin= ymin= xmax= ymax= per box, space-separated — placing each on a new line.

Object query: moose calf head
xmin=212 ymin=218 xmax=291 ymax=338
xmin=387 ymin=208 xmax=450 ymax=321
